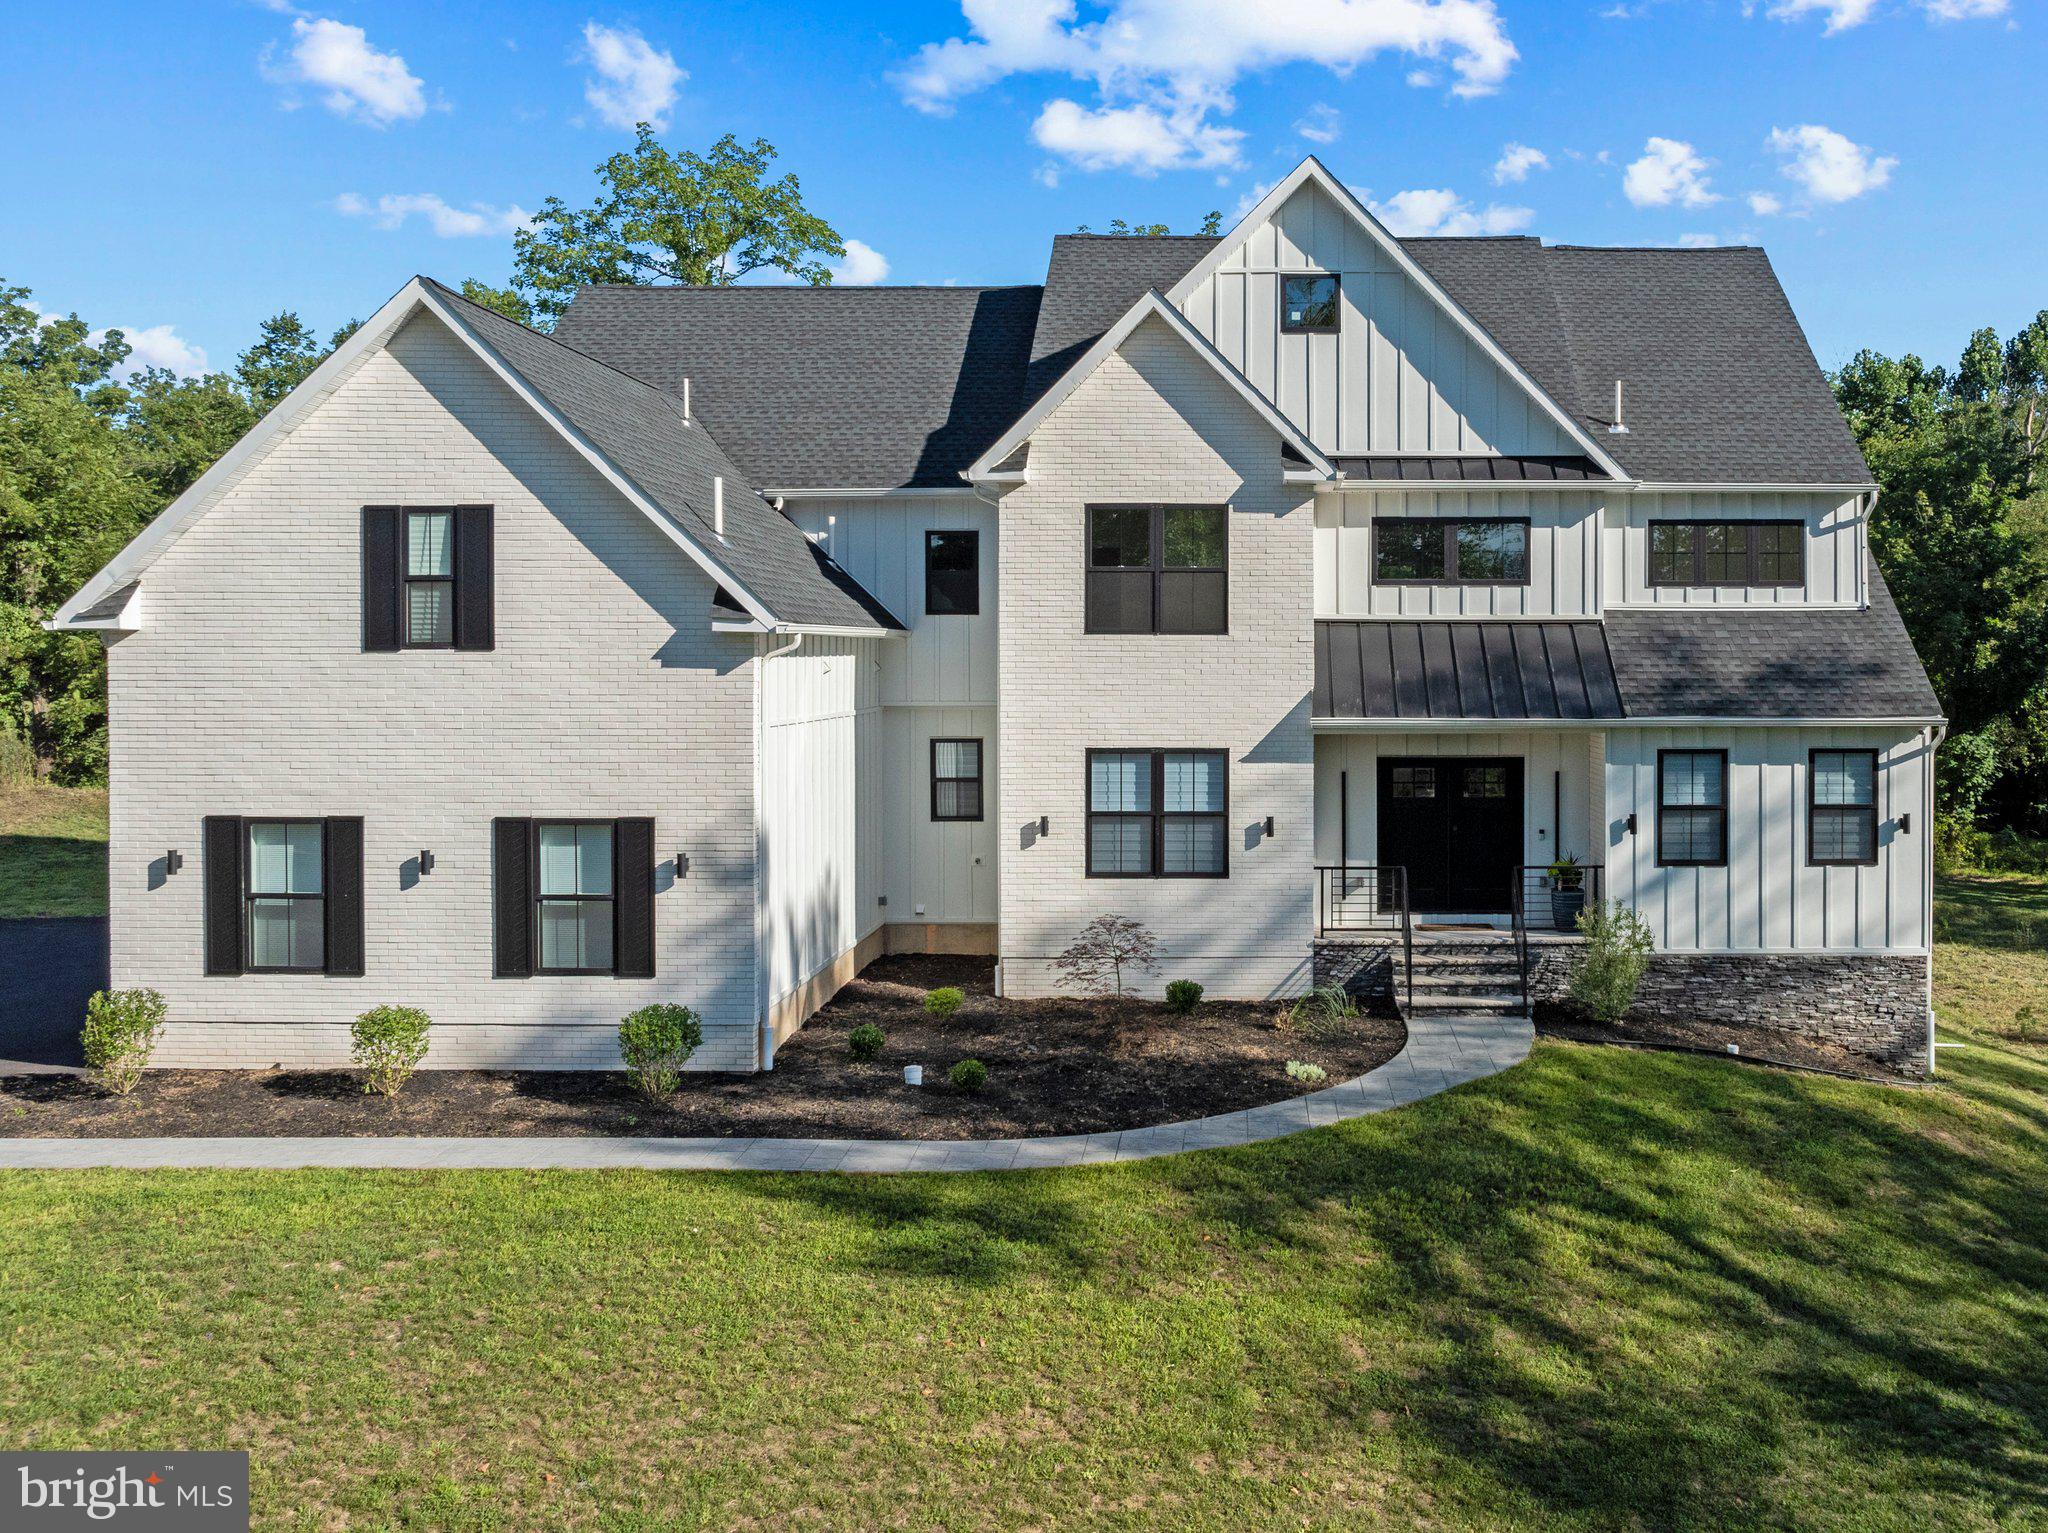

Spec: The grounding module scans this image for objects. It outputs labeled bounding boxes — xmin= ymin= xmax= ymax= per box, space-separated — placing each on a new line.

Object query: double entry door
xmin=1377 ymin=757 xmax=1523 ymax=914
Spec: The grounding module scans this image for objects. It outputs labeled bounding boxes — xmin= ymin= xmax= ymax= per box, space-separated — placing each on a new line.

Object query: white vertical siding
xmin=881 ymin=707 xmax=999 ymax=925
xmin=1603 ymin=726 xmax=1932 ymax=952
xmin=1178 ymin=179 xmax=1575 ymax=457
xmin=1315 ymin=489 xmax=1602 ymax=617
xmin=1606 ymin=490 xmax=1864 ymax=607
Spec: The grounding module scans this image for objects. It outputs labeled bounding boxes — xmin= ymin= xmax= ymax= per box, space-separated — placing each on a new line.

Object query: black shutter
xmin=455 ymin=504 xmax=494 ymax=651
xmin=202 ymin=816 xmax=244 ymax=976
xmin=615 ymin=818 xmax=656 ymax=978
xmin=324 ymin=817 xmax=365 ymax=976
xmin=362 ymin=506 xmax=402 ymax=651
xmin=493 ymin=818 xmax=533 ymax=978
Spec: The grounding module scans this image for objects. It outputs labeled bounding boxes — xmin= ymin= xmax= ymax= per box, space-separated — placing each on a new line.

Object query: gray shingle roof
xmin=1605 ymin=557 xmax=1940 ymax=719
xmin=428 ymin=279 xmax=900 ymax=632
xmin=552 ymin=284 xmax=1041 ymax=490
xmin=1316 ymin=620 xmax=1623 ymax=721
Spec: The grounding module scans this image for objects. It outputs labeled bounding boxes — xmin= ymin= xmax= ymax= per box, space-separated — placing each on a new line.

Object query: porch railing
xmin=1315 ymin=864 xmax=1412 ymax=1015
xmin=1513 ymin=864 xmax=1604 ymax=932
xmin=1509 ymin=877 xmax=1531 ymax=1017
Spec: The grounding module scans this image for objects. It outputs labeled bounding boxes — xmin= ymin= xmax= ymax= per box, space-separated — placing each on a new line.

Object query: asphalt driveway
xmin=0 ymin=917 xmax=104 ymax=1070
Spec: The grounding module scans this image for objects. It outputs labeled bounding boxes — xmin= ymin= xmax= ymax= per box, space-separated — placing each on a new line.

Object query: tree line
xmin=5 ymin=127 xmax=2046 ymax=845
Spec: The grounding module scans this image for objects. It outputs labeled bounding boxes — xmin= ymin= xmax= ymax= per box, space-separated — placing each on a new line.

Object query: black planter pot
xmin=1549 ymin=889 xmax=1586 ymax=930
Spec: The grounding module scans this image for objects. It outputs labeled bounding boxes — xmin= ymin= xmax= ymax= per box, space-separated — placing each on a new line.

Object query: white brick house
xmin=53 ymin=157 xmax=1944 ymax=1073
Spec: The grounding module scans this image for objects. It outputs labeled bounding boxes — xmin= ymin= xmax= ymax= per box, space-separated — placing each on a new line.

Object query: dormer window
xmin=1282 ymin=275 xmax=1340 ymax=334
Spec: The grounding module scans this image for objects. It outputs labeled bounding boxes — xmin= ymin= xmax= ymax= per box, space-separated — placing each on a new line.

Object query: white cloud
xmin=1762 ymin=0 xmax=1880 ymax=30
xmin=1493 ymin=142 xmax=1548 ymax=184
xmin=1767 ymin=123 xmax=1896 ymax=202
xmin=831 ymin=239 xmax=891 ymax=285
xmin=335 ymin=192 xmax=533 ymax=237
xmin=1676 ymin=232 xmax=1720 ymax=247
xmin=580 ymin=22 xmax=685 ymax=131
xmin=1922 ymin=0 xmax=2008 ymax=16
xmin=265 ymin=17 xmax=426 ymax=126
xmin=1295 ymin=103 xmax=1341 ymax=144
xmin=1622 ymin=136 xmax=1717 ymax=208
xmin=1747 ymin=190 xmax=1783 ymax=215
xmin=89 ymin=323 xmax=208 ymax=380
xmin=1366 ymin=188 xmax=1533 ymax=237
xmin=1404 ymin=68 xmax=1438 ymax=87
xmin=1031 ymin=99 xmax=1243 ymax=174
xmin=895 ymin=0 xmax=1518 ymax=174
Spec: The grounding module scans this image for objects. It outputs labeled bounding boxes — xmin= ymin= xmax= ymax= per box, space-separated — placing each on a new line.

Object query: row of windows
xmin=1368 ymin=516 xmax=1807 ymax=589
xmin=1656 ymin=749 xmax=1882 ymax=868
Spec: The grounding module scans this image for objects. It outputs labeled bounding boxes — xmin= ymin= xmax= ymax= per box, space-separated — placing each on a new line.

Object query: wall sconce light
xmin=419 ymin=849 xmax=435 ymax=875
xmin=674 ymin=851 xmax=690 ymax=878
xmin=166 ymin=849 xmax=183 ymax=875
xmin=1263 ymin=816 xmax=1276 ymax=838
xmin=1898 ymin=812 xmax=1912 ymax=834
xmin=1037 ymin=816 xmax=1050 ymax=836
xmin=1625 ymin=813 xmax=1638 ymax=836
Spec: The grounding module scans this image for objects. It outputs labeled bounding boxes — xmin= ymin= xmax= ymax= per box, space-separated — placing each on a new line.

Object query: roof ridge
xmin=426 ymin=277 xmax=703 ymax=413
xmin=571 ymin=282 xmax=1043 ymax=293
xmin=1545 ymin=243 xmax=1764 ymax=254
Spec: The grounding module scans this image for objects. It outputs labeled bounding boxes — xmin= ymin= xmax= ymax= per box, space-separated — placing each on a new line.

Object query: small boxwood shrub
xmin=950 ymin=1058 xmax=989 ymax=1094
xmin=618 ymin=1003 xmax=703 ymax=1099
xmin=351 ymin=1005 xmax=432 ymax=1097
xmin=848 ymin=1022 xmax=885 ymax=1061
xmin=1286 ymin=1059 xmax=1329 ymax=1085
xmin=81 ymin=988 xmax=167 ymax=1096
xmin=924 ymin=986 xmax=965 ymax=1019
xmin=1569 ymin=903 xmax=1655 ymax=1025
xmin=1164 ymin=979 xmax=1204 ymax=1014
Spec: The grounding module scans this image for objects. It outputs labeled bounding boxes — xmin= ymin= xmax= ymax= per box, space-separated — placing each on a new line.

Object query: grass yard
xmin=0 ymin=883 xmax=2044 ymax=1529
xmin=0 ymin=779 xmax=108 ymax=918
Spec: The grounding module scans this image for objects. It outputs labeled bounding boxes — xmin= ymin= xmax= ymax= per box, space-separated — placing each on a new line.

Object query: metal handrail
xmin=1513 ymin=864 xmax=1604 ymax=932
xmin=1314 ymin=864 xmax=1413 ymax=1016
xmin=1509 ymin=877 xmax=1531 ymax=1018
xmin=1397 ymin=865 xmax=1413 ymax=1015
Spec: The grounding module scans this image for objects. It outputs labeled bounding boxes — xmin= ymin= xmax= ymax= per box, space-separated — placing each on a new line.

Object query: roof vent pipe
xmin=1608 ymin=379 xmax=1631 ymax=435
xmin=713 ymin=475 xmax=725 ymax=538
xmin=682 ymin=377 xmax=691 ymax=422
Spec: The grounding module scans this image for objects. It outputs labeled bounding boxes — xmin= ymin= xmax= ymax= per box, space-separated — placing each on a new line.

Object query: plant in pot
xmin=1547 ymin=854 xmax=1587 ymax=930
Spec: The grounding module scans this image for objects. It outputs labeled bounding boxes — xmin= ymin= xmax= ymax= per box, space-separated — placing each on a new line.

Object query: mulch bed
xmin=0 ymin=956 xmax=1405 ymax=1140
xmin=1535 ymin=1006 xmax=1916 ymax=1082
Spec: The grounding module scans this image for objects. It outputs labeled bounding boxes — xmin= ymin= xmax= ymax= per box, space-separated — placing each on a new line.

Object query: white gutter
xmin=755 ymin=629 xmax=805 ymax=1073
xmin=760 ymin=486 xmax=978 ymax=500
xmin=1311 ymin=715 xmax=1945 ymax=732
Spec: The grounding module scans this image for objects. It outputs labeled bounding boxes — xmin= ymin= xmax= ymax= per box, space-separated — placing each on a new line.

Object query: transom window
xmin=1085 ymin=505 xmax=1227 ymax=634
xmin=1282 ymin=274 xmax=1340 ymax=333
xmin=246 ymin=821 xmax=325 ymax=972
xmin=1648 ymin=520 xmax=1804 ymax=588
xmin=1086 ymin=749 xmax=1228 ymax=878
xmin=536 ymin=822 xmax=616 ymax=974
xmin=931 ymin=739 xmax=984 ymax=822
xmin=925 ymin=530 xmax=980 ymax=616
xmin=1810 ymin=749 xmax=1879 ymax=866
xmin=1373 ymin=518 xmax=1530 ymax=585
xmin=1657 ymin=751 xmax=1728 ymax=867
xmin=405 ymin=509 xmax=455 ymax=647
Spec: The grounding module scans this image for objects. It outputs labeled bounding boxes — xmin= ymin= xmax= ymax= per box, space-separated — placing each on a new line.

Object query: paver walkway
xmin=0 ymin=1014 xmax=1532 ymax=1172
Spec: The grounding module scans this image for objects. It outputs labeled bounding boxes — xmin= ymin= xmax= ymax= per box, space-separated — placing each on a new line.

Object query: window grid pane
xmin=407 ymin=581 xmax=452 ymax=645
xmin=1089 ymin=753 xmax=1152 ymax=813
xmin=1455 ymin=521 xmax=1528 ymax=582
xmin=1812 ymin=809 xmax=1875 ymax=863
xmin=248 ymin=822 xmax=322 ymax=895
xmin=1089 ymin=508 xmax=1151 ymax=568
xmin=1282 ymin=275 xmax=1339 ymax=331
xmin=1088 ymin=816 xmax=1152 ymax=875
xmin=1756 ymin=522 xmax=1803 ymax=585
xmin=1812 ymin=750 xmax=1874 ymax=806
xmin=1661 ymin=752 xmax=1724 ymax=808
xmin=1375 ymin=520 xmax=1446 ymax=582
xmin=539 ymin=900 xmax=613 ymax=972
xmin=1162 ymin=507 xmax=1225 ymax=569
xmin=249 ymin=898 xmax=323 ymax=970
xmin=1391 ymin=765 xmax=1436 ymax=799
xmin=1163 ymin=752 xmax=1224 ymax=813
xmin=1650 ymin=523 xmax=1694 ymax=585
xmin=407 ymin=510 xmax=453 ymax=577
xmin=1161 ymin=817 xmax=1225 ymax=875
xmin=1660 ymin=807 xmax=1724 ymax=863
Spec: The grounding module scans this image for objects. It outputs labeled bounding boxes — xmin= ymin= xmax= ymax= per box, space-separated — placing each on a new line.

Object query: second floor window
xmin=1086 ymin=505 xmax=1227 ymax=634
xmin=1658 ymin=750 xmax=1728 ymax=867
xmin=406 ymin=509 xmax=455 ymax=646
xmin=1374 ymin=518 xmax=1530 ymax=585
xmin=1648 ymin=520 xmax=1804 ymax=588
xmin=925 ymin=530 xmax=980 ymax=615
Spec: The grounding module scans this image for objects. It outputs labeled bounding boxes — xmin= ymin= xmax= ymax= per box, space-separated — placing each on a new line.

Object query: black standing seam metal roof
xmin=1331 ymin=455 xmax=1605 ymax=483
xmin=1315 ymin=621 xmax=1624 ymax=722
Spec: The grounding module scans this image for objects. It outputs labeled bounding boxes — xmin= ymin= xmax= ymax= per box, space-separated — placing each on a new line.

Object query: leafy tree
xmin=1075 ymin=211 xmax=1224 ymax=236
xmin=511 ymin=127 xmax=844 ymax=322
xmin=1052 ymin=914 xmax=1160 ymax=1000
xmin=120 ymin=368 xmax=257 ymax=501
xmin=235 ymin=312 xmax=355 ymax=412
xmin=458 ymin=279 xmax=533 ymax=325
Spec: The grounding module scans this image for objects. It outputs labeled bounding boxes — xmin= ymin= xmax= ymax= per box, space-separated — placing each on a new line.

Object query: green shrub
xmin=1285 ymin=1059 xmax=1328 ymax=1085
xmin=1287 ymin=982 xmax=1357 ymax=1042
xmin=1163 ymin=980 xmax=1204 ymax=1014
xmin=351 ymin=1005 xmax=431 ymax=1097
xmin=949 ymin=1058 xmax=988 ymax=1094
xmin=617 ymin=1003 xmax=703 ymax=1099
xmin=1569 ymin=902 xmax=1656 ymax=1025
xmin=848 ymin=1022 xmax=885 ymax=1061
xmin=924 ymin=986 xmax=965 ymax=1019
xmin=80 ymin=988 xmax=166 ymax=1095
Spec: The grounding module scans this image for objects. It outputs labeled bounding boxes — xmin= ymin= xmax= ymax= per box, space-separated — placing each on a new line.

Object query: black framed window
xmin=931 ymin=739 xmax=984 ymax=821
xmin=1390 ymin=764 xmax=1436 ymax=799
xmin=1810 ymin=749 xmax=1879 ymax=866
xmin=405 ymin=509 xmax=455 ymax=646
xmin=1657 ymin=750 xmax=1728 ymax=867
xmin=536 ymin=821 xmax=616 ymax=975
xmin=245 ymin=820 xmax=325 ymax=972
xmin=1085 ymin=505 xmax=1227 ymax=634
xmin=925 ymin=530 xmax=980 ymax=616
xmin=1648 ymin=520 xmax=1805 ymax=588
xmin=1373 ymin=518 xmax=1530 ymax=585
xmin=1086 ymin=749 xmax=1228 ymax=878
xmin=1282 ymin=274 xmax=1339 ymax=333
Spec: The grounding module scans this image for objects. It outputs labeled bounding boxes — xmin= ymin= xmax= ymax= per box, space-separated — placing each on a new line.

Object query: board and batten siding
xmin=1315 ymin=489 xmax=1602 ymax=617
xmin=1605 ymin=727 xmax=1934 ymax=952
xmin=1174 ymin=178 xmax=1575 ymax=458
xmin=757 ymin=635 xmax=885 ymax=1018
xmin=1607 ymin=490 xmax=1865 ymax=608
xmin=880 ymin=707 xmax=999 ymax=928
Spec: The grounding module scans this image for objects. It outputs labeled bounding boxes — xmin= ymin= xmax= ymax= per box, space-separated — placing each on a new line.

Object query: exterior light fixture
xmin=419 ymin=849 xmax=435 ymax=875
xmin=1625 ymin=813 xmax=1638 ymax=835
xmin=674 ymin=851 xmax=690 ymax=877
xmin=1037 ymin=816 xmax=1050 ymax=836
xmin=166 ymin=849 xmax=183 ymax=875
xmin=1898 ymin=813 xmax=1912 ymax=834
xmin=1263 ymin=816 xmax=1276 ymax=838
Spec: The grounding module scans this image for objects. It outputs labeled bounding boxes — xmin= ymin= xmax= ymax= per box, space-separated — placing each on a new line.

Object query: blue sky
xmin=4 ymin=0 xmax=2037 ymax=379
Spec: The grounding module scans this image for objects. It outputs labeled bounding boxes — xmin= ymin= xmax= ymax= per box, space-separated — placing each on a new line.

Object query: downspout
xmin=970 ymin=475 xmax=1008 ymax=996
xmin=1926 ymin=718 xmax=1946 ymax=1076
xmin=756 ymin=630 xmax=805 ymax=1071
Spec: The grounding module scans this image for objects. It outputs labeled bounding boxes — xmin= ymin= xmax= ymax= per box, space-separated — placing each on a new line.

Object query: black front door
xmin=1377 ymin=757 xmax=1523 ymax=913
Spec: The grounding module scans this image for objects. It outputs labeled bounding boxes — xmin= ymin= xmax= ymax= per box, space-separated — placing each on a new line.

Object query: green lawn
xmin=1 ymin=887 xmax=2044 ymax=1529
xmin=0 ymin=780 xmax=108 ymax=917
